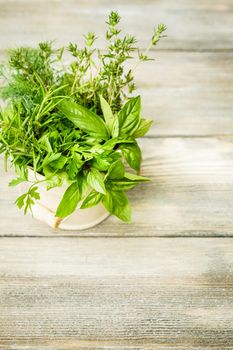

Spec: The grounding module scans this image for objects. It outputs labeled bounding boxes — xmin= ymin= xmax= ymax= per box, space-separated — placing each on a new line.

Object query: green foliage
xmin=102 ymin=190 xmax=131 ymax=223
xmin=0 ymin=11 xmax=166 ymax=222
xmin=59 ymin=99 xmax=109 ymax=140
xmin=55 ymin=173 xmax=87 ymax=218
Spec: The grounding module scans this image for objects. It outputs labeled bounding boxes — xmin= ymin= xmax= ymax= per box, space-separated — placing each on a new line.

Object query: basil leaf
xmin=111 ymin=117 xmax=119 ymax=138
xmin=59 ymin=100 xmax=109 ymax=140
xmin=56 ymin=175 xmax=87 ymax=218
xmin=118 ymin=96 xmax=141 ymax=135
xmin=81 ymin=190 xmax=103 ymax=209
xmin=102 ymin=138 xmax=134 ymax=152
xmin=108 ymin=180 xmax=139 ymax=191
xmin=132 ymin=118 xmax=153 ymax=138
xmin=107 ymin=160 xmax=125 ymax=180
xmin=92 ymin=154 xmax=112 ymax=172
xmin=102 ymin=190 xmax=131 ymax=223
xmin=99 ymin=95 xmax=115 ymax=134
xmin=124 ymin=172 xmax=150 ymax=181
xmin=120 ymin=141 xmax=142 ymax=172
xmin=87 ymin=168 xmax=106 ymax=194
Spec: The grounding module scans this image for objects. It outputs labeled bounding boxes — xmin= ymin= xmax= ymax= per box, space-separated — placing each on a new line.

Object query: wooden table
xmin=0 ymin=0 xmax=233 ymax=348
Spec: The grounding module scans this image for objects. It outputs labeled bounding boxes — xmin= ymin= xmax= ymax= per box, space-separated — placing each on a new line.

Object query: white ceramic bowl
xmin=19 ymin=169 xmax=109 ymax=230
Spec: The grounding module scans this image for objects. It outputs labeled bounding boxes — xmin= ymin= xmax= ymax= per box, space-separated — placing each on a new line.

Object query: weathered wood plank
xmin=0 ymin=0 xmax=232 ymax=51
xmin=0 ymin=237 xmax=233 ymax=348
xmin=1 ymin=137 xmax=233 ymax=237
xmin=136 ymin=52 xmax=233 ymax=136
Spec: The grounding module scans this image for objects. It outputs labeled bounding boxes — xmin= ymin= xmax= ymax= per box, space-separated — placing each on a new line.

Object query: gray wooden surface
xmin=0 ymin=0 xmax=233 ymax=348
xmin=0 ymin=238 xmax=233 ymax=349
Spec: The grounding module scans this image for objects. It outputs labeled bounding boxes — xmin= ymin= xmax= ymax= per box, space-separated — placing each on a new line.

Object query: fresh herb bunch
xmin=0 ymin=12 xmax=166 ymax=223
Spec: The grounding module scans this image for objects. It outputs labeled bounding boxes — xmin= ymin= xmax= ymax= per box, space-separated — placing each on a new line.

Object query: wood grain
xmin=0 ymin=237 xmax=233 ymax=348
xmin=0 ymin=0 xmax=233 ymax=51
xmin=136 ymin=52 xmax=233 ymax=136
xmin=1 ymin=137 xmax=233 ymax=237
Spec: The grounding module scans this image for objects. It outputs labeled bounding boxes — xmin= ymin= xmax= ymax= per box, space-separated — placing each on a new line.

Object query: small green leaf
xmin=118 ymin=96 xmax=141 ymax=136
xmin=9 ymin=177 xmax=26 ymax=187
xmin=120 ymin=142 xmax=142 ymax=172
xmin=81 ymin=190 xmax=103 ymax=209
xmin=102 ymin=190 xmax=131 ymax=223
xmin=87 ymin=168 xmax=106 ymax=194
xmin=15 ymin=193 xmax=27 ymax=209
xmin=38 ymin=134 xmax=53 ymax=152
xmin=29 ymin=186 xmax=40 ymax=200
xmin=56 ymin=175 xmax=87 ymax=218
xmin=132 ymin=118 xmax=153 ymax=138
xmin=107 ymin=160 xmax=125 ymax=180
xmin=66 ymin=156 xmax=83 ymax=180
xmin=24 ymin=196 xmax=35 ymax=215
xmin=15 ymin=186 xmax=40 ymax=214
xmin=124 ymin=172 xmax=150 ymax=181
xmin=43 ymin=165 xmax=63 ymax=190
xmin=111 ymin=117 xmax=119 ymax=138
xmin=99 ymin=95 xmax=115 ymax=133
xmin=15 ymin=165 xmax=28 ymax=181
xmin=102 ymin=138 xmax=134 ymax=152
xmin=108 ymin=180 xmax=138 ymax=191
xmin=42 ymin=153 xmax=62 ymax=167
xmin=92 ymin=154 xmax=112 ymax=172
xmin=50 ymin=155 xmax=67 ymax=170
xmin=59 ymin=100 xmax=109 ymax=140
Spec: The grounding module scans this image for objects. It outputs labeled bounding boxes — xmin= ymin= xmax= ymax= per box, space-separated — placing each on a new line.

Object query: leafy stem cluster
xmin=0 ymin=11 xmax=166 ymax=223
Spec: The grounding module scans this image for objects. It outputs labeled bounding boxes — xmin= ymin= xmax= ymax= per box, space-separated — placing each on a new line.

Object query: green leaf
xmin=43 ymin=166 xmax=63 ymax=190
xmin=99 ymin=95 xmax=115 ymax=134
xmin=9 ymin=177 xmax=26 ymax=187
xmin=132 ymin=118 xmax=153 ymax=138
xmin=66 ymin=154 xmax=83 ymax=180
xmin=42 ymin=153 xmax=62 ymax=167
xmin=15 ymin=165 xmax=28 ymax=181
xmin=111 ymin=117 xmax=119 ymax=138
xmin=102 ymin=138 xmax=134 ymax=152
xmin=102 ymin=190 xmax=131 ymax=223
xmin=49 ymin=155 xmax=67 ymax=170
xmin=55 ymin=175 xmax=87 ymax=218
xmin=92 ymin=154 xmax=112 ymax=172
xmin=15 ymin=186 xmax=40 ymax=214
xmin=120 ymin=142 xmax=142 ymax=172
xmin=108 ymin=180 xmax=139 ymax=191
xmin=81 ymin=190 xmax=103 ymax=209
xmin=87 ymin=168 xmax=106 ymax=194
xmin=38 ymin=134 xmax=53 ymax=152
xmin=124 ymin=172 xmax=150 ymax=181
xmin=15 ymin=193 xmax=27 ymax=209
xmin=24 ymin=196 xmax=35 ymax=215
xmin=118 ymin=96 xmax=141 ymax=135
xmin=107 ymin=160 xmax=125 ymax=180
xmin=59 ymin=100 xmax=109 ymax=140
xmin=30 ymin=186 xmax=40 ymax=200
